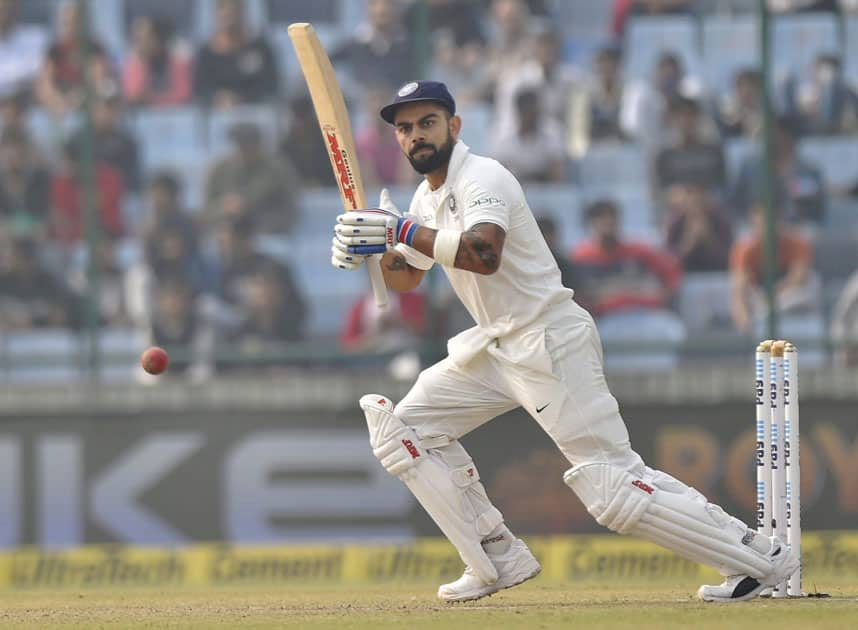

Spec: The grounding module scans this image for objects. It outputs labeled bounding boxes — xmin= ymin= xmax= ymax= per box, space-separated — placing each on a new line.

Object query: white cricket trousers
xmin=395 ymin=299 xmax=644 ymax=472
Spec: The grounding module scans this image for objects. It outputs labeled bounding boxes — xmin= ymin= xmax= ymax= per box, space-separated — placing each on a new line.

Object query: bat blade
xmin=288 ymin=22 xmax=388 ymax=309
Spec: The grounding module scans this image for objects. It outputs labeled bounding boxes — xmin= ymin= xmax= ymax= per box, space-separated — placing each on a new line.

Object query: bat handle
xmin=367 ymin=254 xmax=389 ymax=309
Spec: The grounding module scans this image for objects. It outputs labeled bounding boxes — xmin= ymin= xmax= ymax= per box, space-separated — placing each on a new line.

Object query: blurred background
xmin=0 ymin=0 xmax=856 ymax=550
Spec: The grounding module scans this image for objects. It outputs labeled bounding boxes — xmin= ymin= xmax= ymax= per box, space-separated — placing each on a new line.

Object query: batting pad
xmin=361 ymin=394 xmax=503 ymax=584
xmin=564 ymin=462 xmax=774 ymax=577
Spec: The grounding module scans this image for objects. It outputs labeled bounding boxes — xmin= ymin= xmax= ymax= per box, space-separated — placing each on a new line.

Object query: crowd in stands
xmin=2 ymin=0 xmax=858 ymax=381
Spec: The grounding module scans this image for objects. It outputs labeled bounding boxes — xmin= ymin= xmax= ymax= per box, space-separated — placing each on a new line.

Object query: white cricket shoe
xmin=697 ymin=536 xmax=800 ymax=603
xmin=437 ymin=538 xmax=541 ymax=603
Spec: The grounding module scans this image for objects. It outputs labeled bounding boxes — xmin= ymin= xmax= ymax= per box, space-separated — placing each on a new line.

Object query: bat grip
xmin=367 ymin=254 xmax=389 ymax=309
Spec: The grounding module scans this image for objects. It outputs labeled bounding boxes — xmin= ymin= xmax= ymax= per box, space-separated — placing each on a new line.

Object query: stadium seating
xmin=724 ymin=136 xmax=757 ymax=181
xmin=1 ymin=330 xmax=80 ymax=385
xmin=455 ymin=104 xmax=493 ymax=157
xmin=678 ymin=271 xmax=734 ymax=333
xmin=206 ymin=106 xmax=281 ymax=156
xmin=799 ymin=136 xmax=858 ymax=190
xmin=577 ymin=143 xmax=649 ymax=196
xmin=846 ymin=15 xmax=858 ymax=87
xmin=771 ymin=13 xmax=840 ymax=85
xmin=192 ymin=0 xmax=267 ymax=45
xmin=701 ymin=15 xmax=759 ymax=92
xmin=27 ymin=109 xmax=81 ymax=151
xmin=98 ymin=327 xmax=149 ymax=383
xmin=133 ymin=107 xmax=206 ymax=170
xmin=623 ymin=17 xmax=701 ymax=82
xmin=90 ymin=0 xmax=124 ymax=60
xmin=598 ymin=309 xmax=687 ymax=372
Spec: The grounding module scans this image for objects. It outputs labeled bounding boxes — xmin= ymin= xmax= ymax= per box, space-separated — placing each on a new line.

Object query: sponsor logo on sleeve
xmin=468 ymin=196 xmax=506 ymax=208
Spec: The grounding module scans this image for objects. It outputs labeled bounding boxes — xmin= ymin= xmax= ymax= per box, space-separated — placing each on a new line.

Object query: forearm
xmin=409 ymin=224 xmax=502 ymax=275
xmin=380 ymin=250 xmax=425 ymax=293
xmin=779 ymin=263 xmax=809 ymax=291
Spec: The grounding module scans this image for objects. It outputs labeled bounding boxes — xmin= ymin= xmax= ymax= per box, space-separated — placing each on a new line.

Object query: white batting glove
xmin=334 ymin=189 xmax=419 ymax=255
xmin=331 ymin=235 xmax=368 ymax=270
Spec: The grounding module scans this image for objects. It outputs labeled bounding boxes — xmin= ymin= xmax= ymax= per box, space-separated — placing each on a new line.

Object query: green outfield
xmin=0 ymin=579 xmax=854 ymax=630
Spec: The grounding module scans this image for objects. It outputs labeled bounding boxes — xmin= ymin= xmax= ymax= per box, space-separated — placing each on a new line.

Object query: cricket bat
xmin=288 ymin=22 xmax=389 ymax=309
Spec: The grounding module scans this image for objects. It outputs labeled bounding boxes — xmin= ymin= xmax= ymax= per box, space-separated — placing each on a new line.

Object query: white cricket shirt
xmin=396 ymin=141 xmax=573 ymax=344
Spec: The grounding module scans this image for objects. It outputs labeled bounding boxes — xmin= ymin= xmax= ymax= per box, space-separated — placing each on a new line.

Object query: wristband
xmin=433 ymin=229 xmax=461 ymax=267
xmin=396 ymin=217 xmax=418 ymax=247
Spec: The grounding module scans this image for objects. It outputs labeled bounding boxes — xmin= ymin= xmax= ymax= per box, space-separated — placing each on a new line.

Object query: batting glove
xmin=334 ymin=189 xmax=419 ymax=255
xmin=331 ymin=235 xmax=368 ymax=270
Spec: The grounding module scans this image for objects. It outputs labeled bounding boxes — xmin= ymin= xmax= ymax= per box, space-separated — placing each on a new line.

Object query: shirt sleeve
xmin=460 ymin=170 xmax=511 ymax=231
xmin=394 ymin=243 xmax=434 ymax=271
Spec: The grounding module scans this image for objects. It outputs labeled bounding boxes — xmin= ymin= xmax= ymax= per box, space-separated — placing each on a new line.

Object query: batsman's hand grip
xmin=367 ymin=255 xmax=389 ymax=309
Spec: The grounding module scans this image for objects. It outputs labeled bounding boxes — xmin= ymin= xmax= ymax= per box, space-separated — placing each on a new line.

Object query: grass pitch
xmin=0 ymin=579 xmax=854 ymax=629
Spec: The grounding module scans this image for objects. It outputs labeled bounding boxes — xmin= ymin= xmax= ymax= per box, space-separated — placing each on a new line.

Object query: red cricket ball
xmin=141 ymin=346 xmax=169 ymax=375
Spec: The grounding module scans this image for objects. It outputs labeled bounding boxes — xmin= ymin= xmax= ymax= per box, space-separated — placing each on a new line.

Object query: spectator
xmin=535 ymin=215 xmax=583 ymax=293
xmin=572 ymin=199 xmax=682 ymax=317
xmin=125 ymin=215 xmax=208 ymax=334
xmin=231 ymin=263 xmax=307 ymax=348
xmin=49 ymin=140 xmax=123 ymax=246
xmin=784 ymin=54 xmax=858 ymax=136
xmin=193 ymin=0 xmax=278 ymax=108
xmin=69 ymin=92 xmax=141 ymax=192
xmin=730 ymin=115 xmax=827 ymax=223
xmin=342 ymin=289 xmax=426 ymax=352
xmin=495 ymin=25 xmax=580 ymax=139
xmin=136 ymin=171 xmax=203 ymax=286
xmin=767 ymin=0 xmax=840 ymax=13
xmin=122 ymin=15 xmax=192 ymax=107
xmin=139 ymin=171 xmax=196 ymax=243
xmin=67 ymin=235 xmax=130 ymax=327
xmin=0 ymin=89 xmax=29 ymax=135
xmin=621 ymin=51 xmax=705 ymax=147
xmin=357 ymin=86 xmax=416 ymax=187
xmin=729 ymin=203 xmax=818 ymax=333
xmin=212 ymin=216 xmax=304 ymax=322
xmin=490 ymin=88 xmax=566 ymax=183
xmin=406 ymin=0 xmax=486 ymax=102
xmin=655 ymin=96 xmax=726 ymax=197
xmin=0 ymin=127 xmax=50 ymax=236
xmin=0 ymin=0 xmax=47 ymax=98
xmin=665 ymin=183 xmax=733 ymax=272
xmin=280 ymin=95 xmax=335 ymax=187
xmin=612 ymin=0 xmax=695 ymax=38
xmin=142 ymin=171 xmax=194 ymax=238
xmin=36 ymin=0 xmax=115 ymax=117
xmin=482 ymin=0 xmax=535 ymax=101
xmin=203 ymin=122 xmax=301 ymax=233
xmin=569 ymin=45 xmax=627 ymax=157
xmin=830 ymin=268 xmax=858 ymax=366
xmin=332 ymin=0 xmax=413 ymax=95
xmin=148 ymin=272 xmax=213 ymax=378
xmin=716 ymin=68 xmax=763 ymax=139
xmin=0 ymin=233 xmax=80 ymax=329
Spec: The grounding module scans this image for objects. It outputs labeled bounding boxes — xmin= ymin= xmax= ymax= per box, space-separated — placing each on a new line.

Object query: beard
xmin=406 ymin=133 xmax=455 ymax=175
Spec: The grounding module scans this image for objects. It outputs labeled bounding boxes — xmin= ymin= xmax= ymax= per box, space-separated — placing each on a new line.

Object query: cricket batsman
xmin=331 ymin=81 xmax=798 ymax=603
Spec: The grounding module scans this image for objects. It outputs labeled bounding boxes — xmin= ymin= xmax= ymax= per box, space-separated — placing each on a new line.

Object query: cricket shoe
xmin=437 ymin=538 xmax=541 ymax=603
xmin=697 ymin=536 xmax=800 ymax=603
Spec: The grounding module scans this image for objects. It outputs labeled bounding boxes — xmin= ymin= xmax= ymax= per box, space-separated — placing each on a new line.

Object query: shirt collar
xmin=444 ymin=140 xmax=470 ymax=188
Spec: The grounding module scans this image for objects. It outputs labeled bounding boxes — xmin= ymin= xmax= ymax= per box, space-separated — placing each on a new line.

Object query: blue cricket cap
xmin=380 ymin=81 xmax=456 ymax=124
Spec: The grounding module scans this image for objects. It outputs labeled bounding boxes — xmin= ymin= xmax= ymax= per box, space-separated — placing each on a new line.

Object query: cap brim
xmin=380 ymin=98 xmax=453 ymax=124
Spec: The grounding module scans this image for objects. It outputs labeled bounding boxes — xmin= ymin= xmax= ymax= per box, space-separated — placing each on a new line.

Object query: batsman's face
xmin=393 ymin=102 xmax=460 ymax=175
